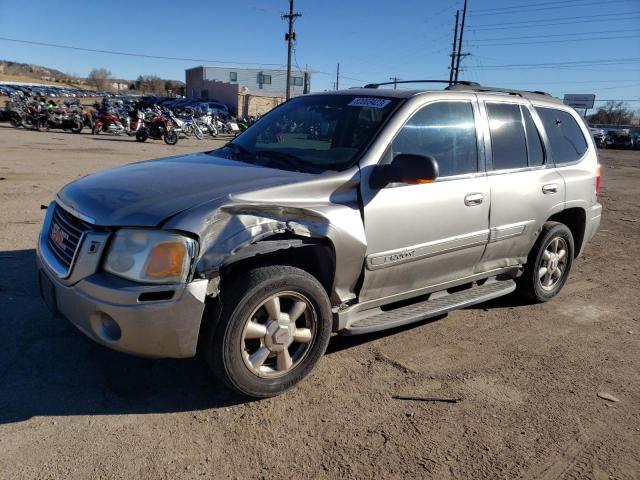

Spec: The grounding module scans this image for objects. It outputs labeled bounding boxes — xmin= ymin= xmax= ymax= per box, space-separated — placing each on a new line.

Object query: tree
xmin=87 ymin=68 xmax=112 ymax=91
xmin=135 ymin=75 xmax=165 ymax=95
xmin=587 ymin=101 xmax=634 ymax=125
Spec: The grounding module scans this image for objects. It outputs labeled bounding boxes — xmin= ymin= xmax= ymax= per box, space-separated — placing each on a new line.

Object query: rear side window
xmin=391 ymin=101 xmax=478 ymax=177
xmin=522 ymin=107 xmax=545 ymax=166
xmin=486 ymin=102 xmax=528 ymax=170
xmin=536 ymin=107 xmax=588 ymax=165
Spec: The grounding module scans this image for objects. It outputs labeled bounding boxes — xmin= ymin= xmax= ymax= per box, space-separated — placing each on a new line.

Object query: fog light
xmin=96 ymin=313 xmax=122 ymax=342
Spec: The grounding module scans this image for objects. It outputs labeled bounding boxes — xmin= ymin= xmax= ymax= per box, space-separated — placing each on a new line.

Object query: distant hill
xmin=0 ymin=60 xmax=71 ymax=82
xmin=0 ymin=60 xmax=184 ymax=94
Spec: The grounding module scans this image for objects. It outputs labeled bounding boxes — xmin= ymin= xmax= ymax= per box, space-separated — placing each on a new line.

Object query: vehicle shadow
xmin=0 ymin=249 xmax=247 ymax=425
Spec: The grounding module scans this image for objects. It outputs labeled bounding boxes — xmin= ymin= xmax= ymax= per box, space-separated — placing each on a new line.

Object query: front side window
xmin=391 ymin=101 xmax=478 ymax=177
xmin=486 ymin=102 xmax=528 ymax=170
xmin=217 ymin=95 xmax=401 ymax=172
xmin=536 ymin=107 xmax=588 ymax=165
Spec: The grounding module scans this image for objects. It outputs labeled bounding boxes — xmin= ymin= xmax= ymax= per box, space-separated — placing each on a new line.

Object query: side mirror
xmin=370 ymin=154 xmax=439 ymax=189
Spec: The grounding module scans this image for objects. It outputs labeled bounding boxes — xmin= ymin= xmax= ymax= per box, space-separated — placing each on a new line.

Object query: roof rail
xmin=363 ymin=79 xmax=480 ymax=89
xmin=445 ymin=83 xmax=552 ymax=98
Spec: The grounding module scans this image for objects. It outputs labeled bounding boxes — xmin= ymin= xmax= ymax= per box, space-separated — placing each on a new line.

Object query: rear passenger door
xmin=477 ymin=99 xmax=566 ymax=272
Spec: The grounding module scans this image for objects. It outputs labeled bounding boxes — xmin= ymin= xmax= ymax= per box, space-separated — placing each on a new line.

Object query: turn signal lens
xmin=144 ymin=242 xmax=187 ymax=278
xmin=403 ymin=178 xmax=434 ymax=185
xmin=595 ymin=163 xmax=602 ymax=196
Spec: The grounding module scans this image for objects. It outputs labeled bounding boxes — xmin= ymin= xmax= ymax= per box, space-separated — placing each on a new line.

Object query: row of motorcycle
xmin=3 ymin=96 xmax=87 ymax=133
xmin=3 ymin=95 xmax=257 ymax=145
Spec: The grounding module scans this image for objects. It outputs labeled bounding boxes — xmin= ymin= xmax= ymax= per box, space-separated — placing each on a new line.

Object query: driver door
xmin=359 ymin=98 xmax=490 ymax=303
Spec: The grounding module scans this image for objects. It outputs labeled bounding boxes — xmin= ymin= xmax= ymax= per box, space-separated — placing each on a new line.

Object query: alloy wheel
xmin=538 ymin=236 xmax=569 ymax=291
xmin=240 ymin=291 xmax=316 ymax=378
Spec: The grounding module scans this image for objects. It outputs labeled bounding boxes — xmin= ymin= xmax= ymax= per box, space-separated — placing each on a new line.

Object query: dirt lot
xmin=0 ymin=123 xmax=638 ymax=480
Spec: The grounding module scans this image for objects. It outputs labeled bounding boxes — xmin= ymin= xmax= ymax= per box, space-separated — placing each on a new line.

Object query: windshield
xmin=214 ymin=94 xmax=401 ymax=173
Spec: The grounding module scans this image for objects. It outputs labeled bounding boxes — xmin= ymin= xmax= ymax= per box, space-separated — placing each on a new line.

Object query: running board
xmin=341 ymin=278 xmax=516 ymax=335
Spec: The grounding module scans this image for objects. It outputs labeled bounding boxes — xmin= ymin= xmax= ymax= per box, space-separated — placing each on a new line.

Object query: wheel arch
xmin=547 ymin=207 xmax=586 ymax=257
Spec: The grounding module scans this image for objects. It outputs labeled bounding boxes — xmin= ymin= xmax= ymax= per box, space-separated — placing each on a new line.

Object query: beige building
xmin=185 ymin=66 xmax=310 ymax=117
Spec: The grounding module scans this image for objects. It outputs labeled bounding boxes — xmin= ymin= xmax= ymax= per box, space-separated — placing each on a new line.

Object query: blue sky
xmin=1 ymin=0 xmax=639 ymax=108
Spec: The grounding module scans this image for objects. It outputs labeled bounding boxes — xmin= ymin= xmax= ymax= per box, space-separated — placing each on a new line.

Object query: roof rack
xmin=362 ymin=79 xmax=554 ymax=100
xmin=363 ymin=79 xmax=480 ymax=89
xmin=445 ymin=83 xmax=552 ymax=98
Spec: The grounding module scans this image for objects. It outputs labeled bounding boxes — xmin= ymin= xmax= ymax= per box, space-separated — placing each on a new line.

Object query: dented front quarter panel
xmin=162 ymin=166 xmax=367 ymax=305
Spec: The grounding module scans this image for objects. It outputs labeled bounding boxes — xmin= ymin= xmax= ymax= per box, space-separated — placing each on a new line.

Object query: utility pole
xmin=454 ymin=0 xmax=467 ymax=82
xmin=449 ymin=10 xmax=460 ymax=85
xmin=390 ymin=76 xmax=401 ymax=89
xmin=336 ymin=63 xmax=340 ymax=90
xmin=282 ymin=0 xmax=302 ymax=100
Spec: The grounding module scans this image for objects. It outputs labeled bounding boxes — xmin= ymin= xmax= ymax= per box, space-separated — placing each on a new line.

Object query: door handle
xmin=464 ymin=193 xmax=484 ymax=206
xmin=542 ymin=183 xmax=559 ymax=194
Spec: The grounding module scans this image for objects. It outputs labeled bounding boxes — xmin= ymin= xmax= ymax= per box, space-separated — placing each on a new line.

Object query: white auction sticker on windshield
xmin=348 ymin=97 xmax=391 ymax=109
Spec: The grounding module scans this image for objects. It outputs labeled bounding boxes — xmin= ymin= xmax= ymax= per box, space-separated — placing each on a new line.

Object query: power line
xmin=470 ymin=34 xmax=640 ymax=47
xmin=472 ymin=29 xmax=640 ymax=42
xmin=0 ymin=36 xmax=287 ymax=68
xmin=469 ymin=17 xmax=640 ymax=31
xmin=468 ymin=12 xmax=640 ymax=29
xmin=470 ymin=58 xmax=640 ymax=70
xmin=470 ymin=0 xmax=637 ymax=16
xmin=471 ymin=0 xmax=635 ymax=13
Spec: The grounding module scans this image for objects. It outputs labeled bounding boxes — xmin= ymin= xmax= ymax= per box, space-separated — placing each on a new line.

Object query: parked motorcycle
xmin=135 ymin=109 xmax=178 ymax=145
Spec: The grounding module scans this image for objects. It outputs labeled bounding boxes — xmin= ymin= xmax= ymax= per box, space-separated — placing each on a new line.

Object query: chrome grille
xmin=46 ymin=204 xmax=93 ymax=273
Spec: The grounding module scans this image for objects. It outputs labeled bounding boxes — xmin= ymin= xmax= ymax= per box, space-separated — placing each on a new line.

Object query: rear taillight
xmin=595 ymin=164 xmax=602 ymax=196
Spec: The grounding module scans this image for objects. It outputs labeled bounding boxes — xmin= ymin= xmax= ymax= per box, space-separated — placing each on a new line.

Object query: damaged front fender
xmin=164 ymin=202 xmax=367 ymax=305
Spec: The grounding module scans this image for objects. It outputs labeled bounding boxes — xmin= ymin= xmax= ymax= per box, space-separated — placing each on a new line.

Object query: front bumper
xmin=37 ymin=254 xmax=208 ymax=359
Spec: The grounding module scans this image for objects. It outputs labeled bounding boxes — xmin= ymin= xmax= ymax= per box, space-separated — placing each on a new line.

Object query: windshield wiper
xmin=254 ymin=150 xmax=316 ymax=173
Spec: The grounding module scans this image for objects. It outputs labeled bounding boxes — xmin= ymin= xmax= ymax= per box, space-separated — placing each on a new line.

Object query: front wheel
xmin=70 ymin=120 xmax=83 ymax=134
xmin=135 ymin=129 xmax=149 ymax=142
xmin=92 ymin=123 xmax=101 ymax=135
xmin=205 ymin=265 xmax=332 ymax=398
xmin=193 ymin=126 xmax=204 ymax=140
xmin=163 ymin=129 xmax=178 ymax=145
xmin=36 ymin=118 xmax=49 ymax=132
xmin=517 ymin=222 xmax=574 ymax=302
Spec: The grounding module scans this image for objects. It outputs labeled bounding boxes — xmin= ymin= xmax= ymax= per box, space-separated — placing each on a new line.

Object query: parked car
xmin=588 ymin=127 xmax=606 ymax=148
xmin=37 ymin=82 xmax=601 ymax=398
xmin=606 ymin=131 xmax=634 ymax=149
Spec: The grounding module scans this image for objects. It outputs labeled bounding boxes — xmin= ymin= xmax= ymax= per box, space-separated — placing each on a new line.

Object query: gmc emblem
xmin=50 ymin=223 xmax=69 ymax=251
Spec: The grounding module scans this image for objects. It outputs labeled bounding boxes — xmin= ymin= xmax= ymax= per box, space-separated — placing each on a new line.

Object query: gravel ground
xmin=0 ymin=124 xmax=638 ymax=479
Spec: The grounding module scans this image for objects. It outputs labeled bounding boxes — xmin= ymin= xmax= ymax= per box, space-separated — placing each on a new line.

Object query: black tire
xmin=9 ymin=113 xmax=22 ymax=128
xmin=70 ymin=120 xmax=83 ymax=134
xmin=205 ymin=265 xmax=332 ymax=398
xmin=135 ymin=129 xmax=148 ymax=142
xmin=163 ymin=129 xmax=178 ymax=145
xmin=517 ymin=221 xmax=574 ymax=303
xmin=92 ymin=123 xmax=101 ymax=135
xmin=36 ymin=118 xmax=49 ymax=132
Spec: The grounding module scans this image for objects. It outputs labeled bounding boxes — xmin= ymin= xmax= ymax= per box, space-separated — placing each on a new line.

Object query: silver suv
xmin=37 ymin=81 xmax=602 ymax=397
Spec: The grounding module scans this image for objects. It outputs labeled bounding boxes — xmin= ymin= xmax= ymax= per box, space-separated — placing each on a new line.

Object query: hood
xmin=57 ymin=153 xmax=310 ymax=226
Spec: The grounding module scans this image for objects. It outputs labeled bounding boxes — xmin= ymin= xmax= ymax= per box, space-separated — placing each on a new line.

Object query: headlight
xmin=103 ymin=229 xmax=197 ymax=284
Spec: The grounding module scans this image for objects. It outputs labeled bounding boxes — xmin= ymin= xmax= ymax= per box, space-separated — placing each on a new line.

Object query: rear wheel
xmin=205 ymin=265 xmax=332 ymax=398
xmin=517 ymin=222 xmax=574 ymax=302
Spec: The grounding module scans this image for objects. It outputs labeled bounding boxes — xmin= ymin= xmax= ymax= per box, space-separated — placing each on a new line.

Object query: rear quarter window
xmin=536 ymin=107 xmax=588 ymax=165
